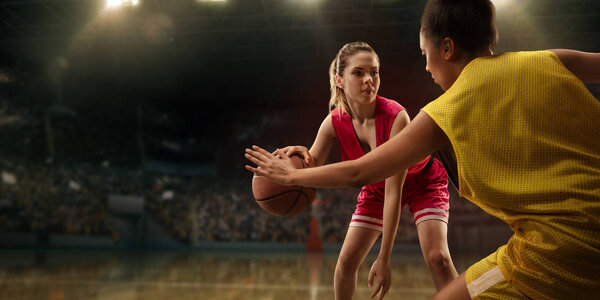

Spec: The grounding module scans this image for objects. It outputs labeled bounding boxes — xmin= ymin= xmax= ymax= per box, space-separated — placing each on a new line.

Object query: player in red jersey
xmin=276 ymin=42 xmax=457 ymax=300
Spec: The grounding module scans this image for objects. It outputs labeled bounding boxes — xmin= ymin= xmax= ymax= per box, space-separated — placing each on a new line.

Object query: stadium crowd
xmin=1 ymin=154 xmax=484 ymax=246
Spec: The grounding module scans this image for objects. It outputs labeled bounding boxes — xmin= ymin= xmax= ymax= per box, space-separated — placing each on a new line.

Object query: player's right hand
xmin=274 ymin=146 xmax=315 ymax=167
xmin=368 ymin=258 xmax=391 ymax=300
xmin=245 ymin=145 xmax=296 ymax=186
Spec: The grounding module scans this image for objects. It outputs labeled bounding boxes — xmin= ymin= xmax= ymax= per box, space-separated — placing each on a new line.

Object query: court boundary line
xmin=1 ymin=278 xmax=437 ymax=294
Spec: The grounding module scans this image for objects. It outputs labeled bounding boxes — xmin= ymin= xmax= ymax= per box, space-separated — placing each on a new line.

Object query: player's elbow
xmin=348 ymin=174 xmax=364 ymax=188
xmin=346 ymin=164 xmax=369 ymax=188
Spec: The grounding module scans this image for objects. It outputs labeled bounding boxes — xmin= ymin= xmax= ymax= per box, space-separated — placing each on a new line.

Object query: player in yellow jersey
xmin=245 ymin=0 xmax=600 ymax=299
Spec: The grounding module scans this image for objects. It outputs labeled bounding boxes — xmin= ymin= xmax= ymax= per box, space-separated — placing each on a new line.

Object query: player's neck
xmin=458 ymin=48 xmax=494 ymax=70
xmin=347 ymin=100 xmax=375 ymax=123
xmin=451 ymin=48 xmax=494 ymax=84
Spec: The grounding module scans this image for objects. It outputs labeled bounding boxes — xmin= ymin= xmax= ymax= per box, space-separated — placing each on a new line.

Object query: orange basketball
xmin=252 ymin=155 xmax=316 ymax=216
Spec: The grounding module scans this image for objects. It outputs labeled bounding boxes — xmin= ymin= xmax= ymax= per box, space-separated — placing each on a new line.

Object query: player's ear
xmin=335 ymin=74 xmax=344 ymax=89
xmin=441 ymin=37 xmax=456 ymax=61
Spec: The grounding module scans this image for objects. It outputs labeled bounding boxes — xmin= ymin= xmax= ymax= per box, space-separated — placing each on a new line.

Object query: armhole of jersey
xmin=420 ymin=109 xmax=464 ymax=195
xmin=544 ymin=50 xmax=582 ymax=82
xmin=545 ymin=49 xmax=561 ymax=65
xmin=329 ymin=111 xmax=340 ymax=141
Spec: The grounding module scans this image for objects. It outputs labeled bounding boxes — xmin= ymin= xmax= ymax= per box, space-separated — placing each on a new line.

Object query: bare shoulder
xmin=548 ymin=49 xmax=592 ymax=64
xmin=319 ymin=113 xmax=336 ymax=138
xmin=548 ymin=49 xmax=600 ymax=83
xmin=390 ymin=109 xmax=410 ymax=136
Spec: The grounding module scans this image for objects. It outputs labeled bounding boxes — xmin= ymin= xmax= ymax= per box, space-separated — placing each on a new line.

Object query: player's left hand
xmin=368 ymin=257 xmax=391 ymax=300
xmin=245 ymin=145 xmax=296 ymax=185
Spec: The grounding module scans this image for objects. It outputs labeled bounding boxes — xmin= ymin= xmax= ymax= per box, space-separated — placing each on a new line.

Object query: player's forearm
xmin=290 ymin=144 xmax=412 ymax=189
xmin=309 ymin=150 xmax=328 ymax=167
xmin=288 ymin=159 xmax=365 ymax=188
xmin=378 ymin=193 xmax=402 ymax=260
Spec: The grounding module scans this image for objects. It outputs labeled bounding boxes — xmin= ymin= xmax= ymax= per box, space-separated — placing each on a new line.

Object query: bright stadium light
xmin=491 ymin=0 xmax=510 ymax=9
xmin=106 ymin=0 xmax=120 ymax=8
xmin=106 ymin=0 xmax=140 ymax=9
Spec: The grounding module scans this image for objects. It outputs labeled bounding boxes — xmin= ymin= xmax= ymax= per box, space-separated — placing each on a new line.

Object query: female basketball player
xmin=274 ymin=41 xmax=457 ymax=300
xmin=246 ymin=0 xmax=600 ymax=299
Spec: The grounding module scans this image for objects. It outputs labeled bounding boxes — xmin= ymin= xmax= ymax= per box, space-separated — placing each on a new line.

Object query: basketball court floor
xmin=0 ymin=249 xmax=478 ymax=300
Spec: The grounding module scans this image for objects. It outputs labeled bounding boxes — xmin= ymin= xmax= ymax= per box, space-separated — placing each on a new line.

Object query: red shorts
xmin=350 ymin=158 xmax=450 ymax=231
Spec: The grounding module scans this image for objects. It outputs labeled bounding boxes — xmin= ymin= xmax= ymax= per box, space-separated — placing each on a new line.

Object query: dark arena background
xmin=0 ymin=0 xmax=598 ymax=299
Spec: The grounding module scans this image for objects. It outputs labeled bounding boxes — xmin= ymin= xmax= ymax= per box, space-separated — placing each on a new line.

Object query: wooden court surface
xmin=0 ymin=249 xmax=478 ymax=300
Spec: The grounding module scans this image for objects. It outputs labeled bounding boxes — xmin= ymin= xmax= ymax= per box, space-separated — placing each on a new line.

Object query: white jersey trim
xmin=349 ymin=222 xmax=383 ymax=232
xmin=467 ymin=266 xmax=505 ymax=298
xmin=413 ymin=208 xmax=448 ymax=218
xmin=415 ymin=214 xmax=448 ymax=225
xmin=351 ymin=215 xmax=383 ymax=225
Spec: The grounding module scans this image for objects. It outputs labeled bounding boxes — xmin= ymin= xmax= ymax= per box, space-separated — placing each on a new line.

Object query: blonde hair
xmin=328 ymin=41 xmax=380 ymax=115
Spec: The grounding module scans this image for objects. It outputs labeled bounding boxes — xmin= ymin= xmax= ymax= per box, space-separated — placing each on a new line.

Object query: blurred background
xmin=0 ymin=0 xmax=598 ymax=299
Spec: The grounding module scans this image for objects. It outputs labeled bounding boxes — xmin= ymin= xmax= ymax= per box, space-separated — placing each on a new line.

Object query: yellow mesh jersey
xmin=422 ymin=50 xmax=600 ymax=299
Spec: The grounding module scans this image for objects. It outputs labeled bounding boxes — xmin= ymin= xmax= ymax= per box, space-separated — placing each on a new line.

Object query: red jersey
xmin=331 ymin=95 xmax=449 ymax=228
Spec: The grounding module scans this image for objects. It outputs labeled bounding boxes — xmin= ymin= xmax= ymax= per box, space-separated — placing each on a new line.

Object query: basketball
xmin=252 ymin=155 xmax=316 ymax=216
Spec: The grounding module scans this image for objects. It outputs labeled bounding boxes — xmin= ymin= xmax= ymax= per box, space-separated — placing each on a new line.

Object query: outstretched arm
xmin=549 ymin=49 xmax=600 ymax=83
xmin=245 ymin=111 xmax=449 ymax=188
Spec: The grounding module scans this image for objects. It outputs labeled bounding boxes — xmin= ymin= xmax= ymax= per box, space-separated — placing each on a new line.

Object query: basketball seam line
xmin=256 ymin=156 xmax=315 ymax=215
xmin=283 ymin=186 xmax=303 ymax=215
xmin=255 ymin=189 xmax=309 ymax=202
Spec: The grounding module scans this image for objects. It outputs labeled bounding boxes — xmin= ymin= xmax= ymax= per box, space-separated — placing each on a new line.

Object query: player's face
xmin=337 ymin=51 xmax=380 ymax=105
xmin=420 ymin=31 xmax=453 ymax=91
